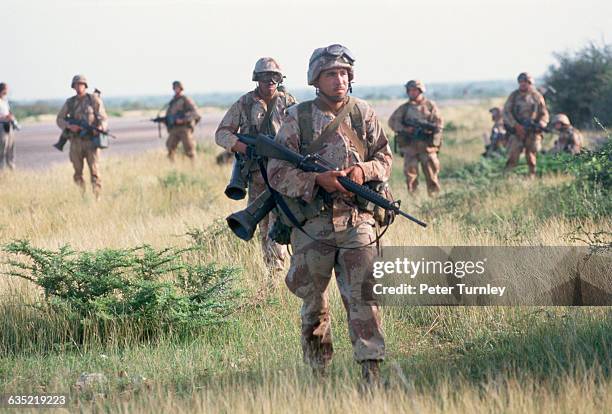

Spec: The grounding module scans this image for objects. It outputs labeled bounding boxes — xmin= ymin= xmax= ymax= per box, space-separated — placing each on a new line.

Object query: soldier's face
xmin=407 ymin=87 xmax=421 ymax=100
xmin=519 ymin=80 xmax=530 ymax=92
xmin=74 ymin=83 xmax=87 ymax=95
xmin=317 ymin=68 xmax=349 ymax=99
xmin=0 ymin=86 xmax=7 ymax=98
xmin=257 ymin=79 xmax=277 ymax=98
xmin=173 ymin=86 xmax=182 ymax=95
xmin=554 ymin=122 xmax=562 ymax=130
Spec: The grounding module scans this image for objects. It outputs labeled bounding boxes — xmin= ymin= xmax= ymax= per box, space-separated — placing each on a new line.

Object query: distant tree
xmin=544 ymin=42 xmax=612 ymax=128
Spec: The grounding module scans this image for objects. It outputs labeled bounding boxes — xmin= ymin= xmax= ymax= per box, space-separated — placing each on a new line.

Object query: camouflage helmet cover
xmin=307 ymin=44 xmax=355 ymax=85
xmin=405 ymin=79 xmax=426 ymax=93
xmin=517 ymin=72 xmax=534 ymax=84
xmin=252 ymin=57 xmax=283 ymax=81
xmin=71 ymin=74 xmax=88 ymax=88
xmin=552 ymin=113 xmax=571 ymax=126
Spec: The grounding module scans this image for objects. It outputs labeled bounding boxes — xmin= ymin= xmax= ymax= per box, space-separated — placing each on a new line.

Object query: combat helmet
xmin=172 ymin=80 xmax=184 ymax=90
xmin=307 ymin=44 xmax=355 ymax=85
xmin=252 ymin=57 xmax=284 ymax=81
xmin=517 ymin=72 xmax=534 ymax=84
xmin=71 ymin=74 xmax=88 ymax=88
xmin=552 ymin=113 xmax=571 ymax=126
xmin=405 ymin=79 xmax=426 ymax=93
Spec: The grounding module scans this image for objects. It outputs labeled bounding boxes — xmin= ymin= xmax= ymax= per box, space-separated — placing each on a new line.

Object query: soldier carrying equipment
xmin=226 ymin=133 xmax=427 ymax=242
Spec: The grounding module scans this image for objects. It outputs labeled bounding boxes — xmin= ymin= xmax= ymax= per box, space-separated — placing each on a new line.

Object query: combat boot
xmin=361 ymin=360 xmax=381 ymax=386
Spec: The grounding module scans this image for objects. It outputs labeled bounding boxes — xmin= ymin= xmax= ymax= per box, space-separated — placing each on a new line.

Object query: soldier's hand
xmin=515 ymin=124 xmax=526 ymax=138
xmin=68 ymin=125 xmax=81 ymax=133
xmin=175 ymin=119 xmax=185 ymax=125
xmin=344 ymin=165 xmax=365 ymax=185
xmin=405 ymin=126 xmax=415 ymax=134
xmin=315 ymin=170 xmax=350 ymax=194
xmin=231 ymin=141 xmax=248 ymax=155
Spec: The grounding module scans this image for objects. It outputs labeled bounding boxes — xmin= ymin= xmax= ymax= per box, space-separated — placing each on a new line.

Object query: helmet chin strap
xmin=316 ymin=82 xmax=352 ymax=103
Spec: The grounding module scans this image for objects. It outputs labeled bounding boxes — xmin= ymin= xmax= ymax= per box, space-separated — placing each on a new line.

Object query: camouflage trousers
xmin=248 ymin=169 xmax=287 ymax=271
xmin=401 ymin=141 xmax=441 ymax=195
xmin=69 ymin=136 xmax=101 ymax=195
xmin=0 ymin=129 xmax=15 ymax=170
xmin=285 ymin=213 xmax=385 ymax=369
xmin=505 ymin=133 xmax=542 ymax=177
xmin=166 ymin=126 xmax=196 ymax=160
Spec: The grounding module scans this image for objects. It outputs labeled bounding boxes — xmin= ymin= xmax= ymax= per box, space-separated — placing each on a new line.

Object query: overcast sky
xmin=4 ymin=0 xmax=611 ymax=100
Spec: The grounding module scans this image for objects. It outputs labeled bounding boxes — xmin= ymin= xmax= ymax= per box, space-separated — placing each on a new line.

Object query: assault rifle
xmin=226 ymin=134 xmax=427 ymax=241
xmin=1 ymin=118 xmax=21 ymax=132
xmin=506 ymin=119 xmax=551 ymax=136
xmin=53 ymin=118 xmax=116 ymax=151
xmin=150 ymin=112 xmax=186 ymax=138
xmin=402 ymin=119 xmax=440 ymax=139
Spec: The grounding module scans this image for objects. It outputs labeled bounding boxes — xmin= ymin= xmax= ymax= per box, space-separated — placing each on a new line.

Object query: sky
xmin=4 ymin=0 xmax=611 ymax=101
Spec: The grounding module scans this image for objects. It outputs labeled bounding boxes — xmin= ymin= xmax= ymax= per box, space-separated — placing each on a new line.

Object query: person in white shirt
xmin=0 ymin=82 xmax=16 ymax=170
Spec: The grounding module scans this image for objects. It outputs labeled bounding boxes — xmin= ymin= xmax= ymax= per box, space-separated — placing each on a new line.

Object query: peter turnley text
xmin=373 ymin=283 xmax=507 ymax=297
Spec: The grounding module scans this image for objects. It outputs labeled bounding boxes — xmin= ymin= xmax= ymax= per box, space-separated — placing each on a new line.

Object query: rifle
xmin=1 ymin=118 xmax=20 ymax=132
xmin=53 ymin=117 xmax=116 ymax=151
xmin=506 ymin=119 xmax=551 ymax=136
xmin=150 ymin=112 xmax=186 ymax=138
xmin=226 ymin=134 xmax=427 ymax=241
xmin=402 ymin=119 xmax=440 ymax=139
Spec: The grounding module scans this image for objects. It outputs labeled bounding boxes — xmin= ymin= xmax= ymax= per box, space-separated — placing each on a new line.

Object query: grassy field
xmin=0 ymin=98 xmax=610 ymax=413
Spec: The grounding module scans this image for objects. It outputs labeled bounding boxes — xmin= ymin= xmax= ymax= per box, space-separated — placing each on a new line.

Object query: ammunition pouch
xmin=276 ymin=194 xmax=325 ymax=228
xmin=268 ymin=216 xmax=293 ymax=245
xmin=93 ymin=132 xmax=109 ymax=149
xmin=355 ymin=181 xmax=396 ymax=227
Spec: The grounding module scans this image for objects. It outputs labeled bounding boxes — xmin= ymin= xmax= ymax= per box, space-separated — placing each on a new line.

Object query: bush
xmin=544 ymin=42 xmax=612 ymax=128
xmin=2 ymin=240 xmax=242 ymax=344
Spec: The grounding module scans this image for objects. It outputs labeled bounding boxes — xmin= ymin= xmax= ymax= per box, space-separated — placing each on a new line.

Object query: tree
xmin=544 ymin=42 xmax=612 ymax=128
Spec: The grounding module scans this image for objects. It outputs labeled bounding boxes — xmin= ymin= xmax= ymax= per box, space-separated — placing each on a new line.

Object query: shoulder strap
xmin=297 ymin=101 xmax=314 ymax=154
xmin=259 ymin=94 xmax=278 ymax=135
xmin=305 ymin=97 xmax=356 ymax=154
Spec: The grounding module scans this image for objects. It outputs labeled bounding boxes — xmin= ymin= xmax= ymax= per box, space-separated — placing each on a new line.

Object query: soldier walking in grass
xmin=163 ymin=81 xmax=201 ymax=162
xmin=56 ymin=75 xmax=108 ymax=198
xmin=215 ymin=58 xmax=296 ymax=272
xmin=549 ymin=113 xmax=583 ymax=155
xmin=503 ymin=72 xmax=550 ymax=178
xmin=267 ymin=44 xmax=391 ymax=384
xmin=388 ymin=80 xmax=443 ymax=196
xmin=0 ymin=82 xmax=18 ymax=171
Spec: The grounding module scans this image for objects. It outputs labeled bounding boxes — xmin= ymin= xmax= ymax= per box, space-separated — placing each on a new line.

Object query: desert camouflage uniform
xmin=267 ymin=96 xmax=391 ymax=369
xmin=388 ymin=98 xmax=443 ymax=194
xmin=165 ymin=94 xmax=201 ymax=160
xmin=484 ymin=108 xmax=507 ymax=157
xmin=503 ymin=89 xmax=549 ymax=176
xmin=216 ymin=88 xmax=296 ymax=270
xmin=56 ymin=93 xmax=108 ymax=194
xmin=550 ymin=127 xmax=583 ymax=155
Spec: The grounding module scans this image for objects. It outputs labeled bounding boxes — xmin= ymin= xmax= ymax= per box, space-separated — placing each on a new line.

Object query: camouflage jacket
xmin=503 ymin=88 xmax=549 ymax=130
xmin=388 ymin=98 xmax=443 ymax=146
xmin=215 ymin=88 xmax=297 ymax=151
xmin=553 ymin=127 xmax=583 ymax=155
xmin=268 ymin=97 xmax=392 ymax=232
xmin=166 ymin=93 xmax=201 ymax=129
xmin=56 ymin=93 xmax=108 ymax=134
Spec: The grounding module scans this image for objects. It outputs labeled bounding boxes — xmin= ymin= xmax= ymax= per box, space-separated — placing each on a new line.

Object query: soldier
xmin=388 ymin=80 xmax=443 ymax=196
xmin=483 ymin=107 xmax=507 ymax=157
xmin=503 ymin=72 xmax=550 ymax=178
xmin=215 ymin=58 xmax=296 ymax=271
xmin=164 ymin=81 xmax=201 ymax=162
xmin=267 ymin=44 xmax=391 ymax=383
xmin=0 ymin=83 xmax=16 ymax=171
xmin=549 ymin=113 xmax=583 ymax=155
xmin=56 ymin=75 xmax=108 ymax=198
